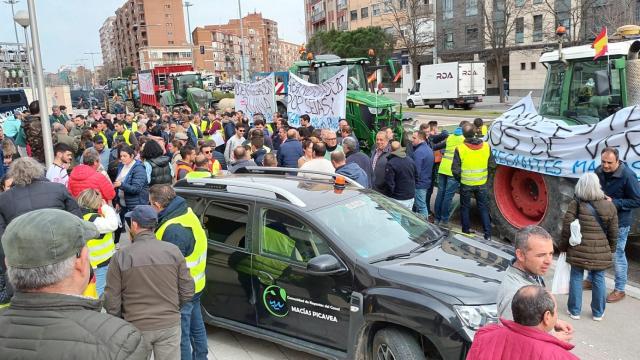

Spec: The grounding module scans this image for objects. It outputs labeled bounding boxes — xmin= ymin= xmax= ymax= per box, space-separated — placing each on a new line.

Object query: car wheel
xmin=441 ymin=100 xmax=450 ymax=110
xmin=428 ymin=104 xmax=435 ymax=109
xmin=372 ymin=328 xmax=426 ymax=360
xmin=407 ymin=99 xmax=415 ymax=108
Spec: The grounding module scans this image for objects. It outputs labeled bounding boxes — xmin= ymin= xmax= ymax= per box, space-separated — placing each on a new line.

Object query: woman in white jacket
xmin=77 ymin=189 xmax=119 ymax=296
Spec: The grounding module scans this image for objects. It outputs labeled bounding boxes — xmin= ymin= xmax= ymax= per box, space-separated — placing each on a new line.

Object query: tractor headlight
xmin=368 ymin=107 xmax=383 ymax=115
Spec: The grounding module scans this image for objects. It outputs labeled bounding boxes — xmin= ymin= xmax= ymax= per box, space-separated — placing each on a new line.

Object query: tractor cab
xmin=538 ymin=38 xmax=640 ymax=125
xmin=290 ymin=55 xmax=406 ymax=152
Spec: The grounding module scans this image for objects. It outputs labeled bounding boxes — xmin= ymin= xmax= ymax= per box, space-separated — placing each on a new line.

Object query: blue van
xmin=0 ymin=89 xmax=28 ymax=124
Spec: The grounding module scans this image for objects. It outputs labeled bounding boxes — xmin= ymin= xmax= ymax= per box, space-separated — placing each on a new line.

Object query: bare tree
xmin=382 ymin=0 xmax=435 ymax=83
xmin=539 ymin=0 xmax=610 ymax=45
xmin=589 ymin=0 xmax=635 ymax=39
xmin=482 ymin=0 xmax=529 ymax=103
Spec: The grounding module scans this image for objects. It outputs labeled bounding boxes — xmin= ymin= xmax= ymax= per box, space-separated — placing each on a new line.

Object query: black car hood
xmin=377 ymin=232 xmax=513 ymax=305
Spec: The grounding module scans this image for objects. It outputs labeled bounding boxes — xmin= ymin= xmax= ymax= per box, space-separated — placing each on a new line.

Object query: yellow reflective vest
xmin=185 ymin=170 xmax=212 ymax=179
xmin=439 ymin=134 xmax=465 ymax=176
xmin=200 ymin=119 xmax=210 ymax=133
xmin=83 ymin=213 xmax=116 ymax=268
xmin=97 ymin=132 xmax=109 ymax=148
xmin=457 ymin=142 xmax=490 ymax=186
xmin=156 ymin=208 xmax=207 ymax=293
xmin=113 ymin=129 xmax=133 ymax=146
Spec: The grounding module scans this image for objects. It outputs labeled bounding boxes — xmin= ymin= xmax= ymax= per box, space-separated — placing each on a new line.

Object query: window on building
xmin=351 ymin=10 xmax=358 ymax=21
xmin=168 ymin=40 xmax=174 ymax=44
xmin=515 ymin=17 xmax=524 ymax=43
xmin=466 ymin=27 xmax=478 ymax=44
xmin=521 ymin=62 xmax=526 ymax=70
xmin=531 ymin=62 xmax=536 ymax=70
xmin=558 ymin=17 xmax=571 ymax=35
xmin=444 ymin=0 xmax=453 ymax=19
xmin=166 ymin=22 xmax=173 ymax=27
xmin=164 ymin=4 xmax=170 ymax=9
xmin=533 ymin=0 xmax=542 ymax=3
xmin=372 ymin=3 xmax=381 ymax=16
xmin=399 ymin=0 xmax=407 ymax=8
xmin=445 ymin=32 xmax=454 ymax=49
xmin=533 ymin=15 xmax=543 ymax=41
xmin=361 ymin=7 xmax=369 ymax=18
xmin=516 ymin=0 xmax=525 ymax=6
xmin=466 ymin=0 xmax=478 ymax=16
xmin=167 ymin=32 xmax=173 ymax=36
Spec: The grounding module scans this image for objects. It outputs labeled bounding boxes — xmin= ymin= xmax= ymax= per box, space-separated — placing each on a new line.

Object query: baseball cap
xmin=175 ymin=132 xmax=188 ymax=141
xmin=2 ymin=209 xmax=99 ymax=269
xmin=125 ymin=205 xmax=158 ymax=228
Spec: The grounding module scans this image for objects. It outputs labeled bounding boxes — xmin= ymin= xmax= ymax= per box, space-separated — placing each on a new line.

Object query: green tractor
xmin=289 ymin=55 xmax=408 ymax=153
xmin=159 ymin=71 xmax=213 ymax=113
xmin=105 ymin=77 xmax=139 ymax=113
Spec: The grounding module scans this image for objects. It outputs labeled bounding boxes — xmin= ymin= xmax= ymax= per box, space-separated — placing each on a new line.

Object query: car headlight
xmin=453 ymin=304 xmax=498 ymax=331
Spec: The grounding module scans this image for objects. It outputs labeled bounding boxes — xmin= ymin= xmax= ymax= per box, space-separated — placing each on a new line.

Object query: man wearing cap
xmin=104 ymin=205 xmax=194 ymax=360
xmin=150 ymin=184 xmax=208 ymax=360
xmin=0 ymin=209 xmax=148 ymax=359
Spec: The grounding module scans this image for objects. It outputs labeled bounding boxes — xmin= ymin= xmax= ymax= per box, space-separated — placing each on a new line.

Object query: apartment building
xmin=192 ymin=12 xmax=301 ymax=79
xmin=278 ymin=40 xmax=302 ymax=69
xmin=305 ymin=0 xmax=350 ymax=37
xmin=99 ymin=17 xmax=118 ymax=76
xmin=106 ymin=0 xmax=188 ymax=73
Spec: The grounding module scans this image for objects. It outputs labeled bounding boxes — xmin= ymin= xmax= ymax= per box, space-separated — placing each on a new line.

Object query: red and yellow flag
xmin=367 ymin=71 xmax=377 ymax=84
xmin=592 ymin=27 xmax=608 ymax=60
xmin=392 ymin=69 xmax=403 ymax=82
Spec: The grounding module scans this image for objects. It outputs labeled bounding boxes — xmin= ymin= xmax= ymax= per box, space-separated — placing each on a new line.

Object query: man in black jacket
xmin=0 ymin=158 xmax=81 ymax=306
xmin=0 ymin=209 xmax=148 ymax=359
xmin=384 ymin=141 xmax=416 ymax=209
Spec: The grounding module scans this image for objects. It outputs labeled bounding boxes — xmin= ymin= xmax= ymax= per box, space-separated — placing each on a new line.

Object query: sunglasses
xmin=203 ymin=150 xmax=211 ymax=154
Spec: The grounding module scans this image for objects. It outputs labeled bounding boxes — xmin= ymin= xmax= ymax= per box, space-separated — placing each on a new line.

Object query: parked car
xmin=175 ymin=168 xmax=513 ymax=360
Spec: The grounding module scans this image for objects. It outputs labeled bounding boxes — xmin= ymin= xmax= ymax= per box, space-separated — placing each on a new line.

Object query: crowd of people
xmin=0 ymin=98 xmax=638 ymax=359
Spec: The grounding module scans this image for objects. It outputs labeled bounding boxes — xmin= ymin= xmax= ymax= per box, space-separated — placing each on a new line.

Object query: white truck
xmin=406 ymin=62 xmax=486 ymax=110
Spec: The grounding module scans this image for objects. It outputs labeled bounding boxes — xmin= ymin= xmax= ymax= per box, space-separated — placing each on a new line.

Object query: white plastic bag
xmin=551 ymin=252 xmax=570 ymax=295
xmin=569 ymin=219 xmax=582 ymax=246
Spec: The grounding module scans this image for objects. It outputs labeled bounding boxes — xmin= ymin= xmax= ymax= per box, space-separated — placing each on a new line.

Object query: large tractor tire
xmin=488 ymin=165 xmax=575 ymax=246
xmin=125 ymin=100 xmax=135 ymax=113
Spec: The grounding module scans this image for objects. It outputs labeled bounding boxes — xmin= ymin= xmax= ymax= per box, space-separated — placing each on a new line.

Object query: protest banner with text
xmin=235 ymin=73 xmax=276 ymax=123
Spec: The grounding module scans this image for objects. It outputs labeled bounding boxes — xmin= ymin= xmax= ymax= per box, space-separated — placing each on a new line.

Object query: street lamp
xmin=238 ymin=0 xmax=247 ymax=81
xmin=184 ymin=1 xmax=194 ymax=44
xmin=84 ymin=51 xmax=99 ymax=88
xmin=4 ymin=0 xmax=20 ymax=44
xmin=14 ymin=9 xmax=37 ymax=99
xmin=25 ymin=0 xmax=53 ymax=167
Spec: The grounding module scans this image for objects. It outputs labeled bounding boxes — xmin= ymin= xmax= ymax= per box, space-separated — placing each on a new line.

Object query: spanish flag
xmin=392 ymin=69 xmax=403 ymax=83
xmin=592 ymin=27 xmax=608 ymax=60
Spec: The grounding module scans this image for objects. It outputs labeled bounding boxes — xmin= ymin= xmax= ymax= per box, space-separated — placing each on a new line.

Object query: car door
xmin=186 ymin=195 xmax=257 ymax=326
xmin=253 ymin=206 xmax=353 ymax=351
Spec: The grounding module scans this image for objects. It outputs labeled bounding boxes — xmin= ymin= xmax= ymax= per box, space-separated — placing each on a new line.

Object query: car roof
xmin=174 ymin=168 xmax=364 ymax=211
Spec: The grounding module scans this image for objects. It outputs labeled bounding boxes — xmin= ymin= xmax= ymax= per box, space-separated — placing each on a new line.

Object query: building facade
xmin=192 ymin=12 xmax=297 ymax=80
xmin=0 ymin=42 xmax=30 ymax=88
xmin=99 ymin=16 xmax=118 ymax=77
xmin=278 ymin=40 xmax=302 ymax=69
xmin=305 ymin=0 xmax=350 ymax=37
xmin=106 ymin=0 xmax=188 ymax=74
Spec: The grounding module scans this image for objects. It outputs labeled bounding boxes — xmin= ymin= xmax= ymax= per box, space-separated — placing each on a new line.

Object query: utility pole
xmin=238 ymin=0 xmax=247 ymax=81
xmin=184 ymin=1 xmax=193 ymax=44
xmin=4 ymin=0 xmax=20 ymax=44
xmin=26 ymin=0 xmax=53 ymax=167
xmin=432 ymin=0 xmax=437 ymax=64
xmin=84 ymin=51 xmax=99 ymax=88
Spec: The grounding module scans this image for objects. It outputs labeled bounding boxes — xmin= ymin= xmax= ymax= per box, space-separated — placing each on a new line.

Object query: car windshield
xmin=296 ymin=63 xmax=367 ymax=91
xmin=313 ymin=192 xmax=442 ymax=259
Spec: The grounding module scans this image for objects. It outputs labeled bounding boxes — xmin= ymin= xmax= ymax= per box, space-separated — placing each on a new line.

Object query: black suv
xmin=175 ymin=169 xmax=514 ymax=360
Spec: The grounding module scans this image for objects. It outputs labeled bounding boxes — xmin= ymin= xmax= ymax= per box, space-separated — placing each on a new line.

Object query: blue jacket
xmin=346 ymin=150 xmax=372 ymax=187
xmin=186 ymin=124 xmax=201 ymax=148
xmin=411 ymin=141 xmax=434 ymax=189
xmin=595 ymin=162 xmax=640 ymax=228
xmin=277 ymin=139 xmax=303 ymax=168
xmin=336 ymin=162 xmax=369 ymax=188
xmin=116 ymin=160 xmax=149 ymax=208
xmin=384 ymin=148 xmax=416 ymax=200
xmin=156 ymin=196 xmax=195 ymax=257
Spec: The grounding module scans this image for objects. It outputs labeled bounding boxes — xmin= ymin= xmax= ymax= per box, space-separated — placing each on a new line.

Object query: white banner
xmin=234 ymin=73 xmax=276 ymax=123
xmin=286 ymin=68 xmax=347 ymax=131
xmin=138 ymin=72 xmax=154 ymax=96
xmin=488 ymin=94 xmax=640 ymax=179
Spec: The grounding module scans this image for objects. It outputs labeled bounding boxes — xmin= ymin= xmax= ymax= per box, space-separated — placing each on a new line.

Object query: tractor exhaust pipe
xmin=625 ymin=41 xmax=640 ymax=105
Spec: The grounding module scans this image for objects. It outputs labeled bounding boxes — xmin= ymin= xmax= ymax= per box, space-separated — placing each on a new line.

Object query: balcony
xmin=415 ymin=3 xmax=434 ymax=17
xmin=311 ymin=10 xmax=326 ymax=24
xmin=337 ymin=0 xmax=347 ymax=11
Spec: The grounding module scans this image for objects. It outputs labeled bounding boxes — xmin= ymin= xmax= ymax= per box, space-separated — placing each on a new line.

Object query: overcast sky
xmin=1 ymin=0 xmax=306 ymax=72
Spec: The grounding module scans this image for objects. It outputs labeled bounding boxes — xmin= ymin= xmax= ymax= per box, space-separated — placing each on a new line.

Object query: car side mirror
xmin=594 ymin=69 xmax=611 ymax=96
xmin=408 ymin=89 xmax=414 ymax=95
xmin=307 ymin=254 xmax=344 ymax=275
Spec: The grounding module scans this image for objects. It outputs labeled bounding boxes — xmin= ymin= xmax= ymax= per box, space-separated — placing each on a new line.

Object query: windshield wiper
xmin=368 ymin=231 xmax=448 ymax=265
xmin=409 ymin=231 xmax=448 ymax=254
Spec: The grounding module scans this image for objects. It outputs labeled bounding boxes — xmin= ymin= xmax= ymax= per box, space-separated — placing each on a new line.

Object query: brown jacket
xmin=103 ymin=230 xmax=194 ymax=331
xmin=559 ymin=198 xmax=618 ymax=270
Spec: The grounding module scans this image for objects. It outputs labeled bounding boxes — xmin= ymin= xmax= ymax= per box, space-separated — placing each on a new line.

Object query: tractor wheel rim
xmin=494 ymin=167 xmax=548 ymax=228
